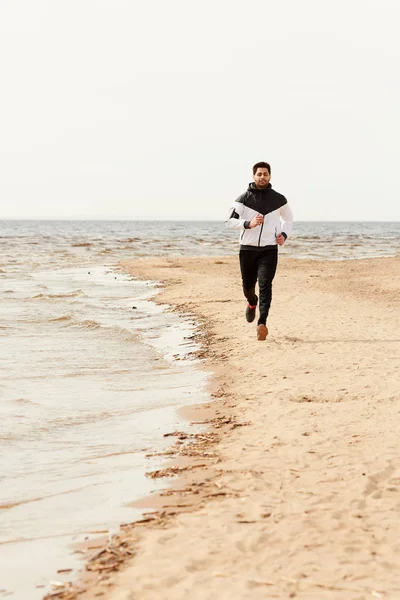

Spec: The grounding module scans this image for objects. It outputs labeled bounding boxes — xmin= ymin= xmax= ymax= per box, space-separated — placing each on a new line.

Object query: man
xmin=226 ymin=161 xmax=293 ymax=340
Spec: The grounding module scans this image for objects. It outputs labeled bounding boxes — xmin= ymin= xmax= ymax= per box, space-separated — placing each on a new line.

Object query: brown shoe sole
xmin=257 ymin=324 xmax=268 ymax=341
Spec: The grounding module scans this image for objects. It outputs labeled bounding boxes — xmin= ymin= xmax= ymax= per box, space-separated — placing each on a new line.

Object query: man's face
xmin=253 ymin=168 xmax=271 ymax=188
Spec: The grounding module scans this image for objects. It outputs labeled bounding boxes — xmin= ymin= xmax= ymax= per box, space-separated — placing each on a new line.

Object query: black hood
xmin=247 ymin=182 xmax=272 ymax=192
xmin=238 ymin=182 xmax=287 ymax=216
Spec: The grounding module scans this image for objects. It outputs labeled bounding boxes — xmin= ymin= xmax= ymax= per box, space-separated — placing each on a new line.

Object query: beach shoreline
xmin=50 ymin=254 xmax=400 ymax=600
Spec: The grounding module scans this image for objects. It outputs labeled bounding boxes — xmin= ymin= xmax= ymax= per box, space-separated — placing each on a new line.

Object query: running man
xmin=226 ymin=161 xmax=293 ymax=340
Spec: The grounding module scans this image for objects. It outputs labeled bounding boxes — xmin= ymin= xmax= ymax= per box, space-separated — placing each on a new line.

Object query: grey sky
xmin=0 ymin=0 xmax=399 ymax=221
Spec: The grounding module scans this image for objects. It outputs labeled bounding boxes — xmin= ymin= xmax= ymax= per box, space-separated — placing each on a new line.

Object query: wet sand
xmin=62 ymin=255 xmax=400 ymax=600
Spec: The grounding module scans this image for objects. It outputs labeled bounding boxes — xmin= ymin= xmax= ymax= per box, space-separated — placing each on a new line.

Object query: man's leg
xmin=257 ymin=248 xmax=278 ymax=326
xmin=239 ymin=250 xmax=258 ymax=306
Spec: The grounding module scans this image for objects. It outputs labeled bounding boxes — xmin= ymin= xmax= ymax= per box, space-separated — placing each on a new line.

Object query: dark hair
xmin=253 ymin=161 xmax=271 ymax=175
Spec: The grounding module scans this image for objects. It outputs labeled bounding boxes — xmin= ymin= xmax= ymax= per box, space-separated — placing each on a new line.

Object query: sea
xmin=0 ymin=220 xmax=399 ymax=599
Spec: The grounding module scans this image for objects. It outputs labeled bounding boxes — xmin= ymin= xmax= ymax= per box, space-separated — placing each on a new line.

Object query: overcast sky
xmin=0 ymin=0 xmax=399 ymax=221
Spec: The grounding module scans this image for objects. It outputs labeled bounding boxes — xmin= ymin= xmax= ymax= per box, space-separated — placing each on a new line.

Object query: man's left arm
xmin=276 ymin=203 xmax=293 ymax=245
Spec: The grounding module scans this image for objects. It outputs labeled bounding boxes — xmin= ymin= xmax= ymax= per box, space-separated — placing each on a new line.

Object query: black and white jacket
xmin=226 ymin=183 xmax=293 ymax=249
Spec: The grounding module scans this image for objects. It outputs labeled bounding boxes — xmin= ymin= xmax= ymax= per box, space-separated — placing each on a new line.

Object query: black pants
xmin=239 ymin=247 xmax=278 ymax=326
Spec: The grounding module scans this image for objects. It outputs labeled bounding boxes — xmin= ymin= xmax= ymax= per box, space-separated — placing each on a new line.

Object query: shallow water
xmin=0 ymin=263 xmax=209 ymax=598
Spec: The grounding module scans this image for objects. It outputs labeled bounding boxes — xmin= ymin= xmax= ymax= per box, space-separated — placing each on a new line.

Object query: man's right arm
xmin=225 ymin=196 xmax=251 ymax=230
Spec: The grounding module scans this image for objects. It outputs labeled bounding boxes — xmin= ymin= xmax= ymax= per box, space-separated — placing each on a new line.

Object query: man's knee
xmin=243 ymin=286 xmax=257 ymax=303
xmin=259 ymin=281 xmax=273 ymax=293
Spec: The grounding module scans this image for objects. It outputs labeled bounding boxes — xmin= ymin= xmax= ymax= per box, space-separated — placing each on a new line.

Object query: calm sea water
xmin=1 ymin=220 xmax=399 ymax=265
xmin=0 ymin=220 xmax=399 ymax=598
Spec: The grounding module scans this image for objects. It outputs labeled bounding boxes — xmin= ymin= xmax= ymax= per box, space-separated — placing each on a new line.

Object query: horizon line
xmin=1 ymin=218 xmax=399 ymax=223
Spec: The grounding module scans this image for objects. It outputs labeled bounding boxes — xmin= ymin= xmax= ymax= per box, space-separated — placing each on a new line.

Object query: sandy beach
xmin=65 ymin=255 xmax=400 ymax=600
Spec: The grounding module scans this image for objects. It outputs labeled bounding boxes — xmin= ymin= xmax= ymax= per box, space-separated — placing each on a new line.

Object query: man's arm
xmin=225 ymin=199 xmax=250 ymax=230
xmin=279 ymin=203 xmax=293 ymax=240
xmin=225 ymin=196 xmax=263 ymax=230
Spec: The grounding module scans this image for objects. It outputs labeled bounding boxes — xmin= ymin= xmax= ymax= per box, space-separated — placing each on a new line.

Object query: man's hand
xmin=249 ymin=214 xmax=264 ymax=228
xmin=276 ymin=234 xmax=286 ymax=246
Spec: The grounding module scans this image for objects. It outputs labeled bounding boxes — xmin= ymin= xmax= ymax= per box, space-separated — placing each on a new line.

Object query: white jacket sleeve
xmin=225 ymin=201 xmax=248 ymax=230
xmin=280 ymin=203 xmax=293 ymax=238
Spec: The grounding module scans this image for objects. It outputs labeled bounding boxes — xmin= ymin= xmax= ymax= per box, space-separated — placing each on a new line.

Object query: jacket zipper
xmin=258 ymin=191 xmax=264 ymax=246
xmin=258 ymin=219 xmax=264 ymax=246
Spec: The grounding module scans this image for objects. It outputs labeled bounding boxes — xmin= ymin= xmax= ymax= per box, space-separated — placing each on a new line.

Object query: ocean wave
xmin=67 ymin=319 xmax=101 ymax=329
xmin=46 ymin=313 xmax=141 ymax=337
xmin=32 ymin=290 xmax=87 ymax=300
xmin=11 ymin=398 xmax=38 ymax=406
xmin=49 ymin=315 xmax=72 ymax=323
xmin=65 ymin=320 xmax=140 ymax=339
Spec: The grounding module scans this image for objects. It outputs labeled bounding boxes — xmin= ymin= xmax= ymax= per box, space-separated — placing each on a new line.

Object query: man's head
xmin=252 ymin=161 xmax=271 ymax=189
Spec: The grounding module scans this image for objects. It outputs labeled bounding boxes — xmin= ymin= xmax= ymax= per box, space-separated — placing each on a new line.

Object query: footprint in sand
xmin=363 ymin=465 xmax=395 ymax=498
